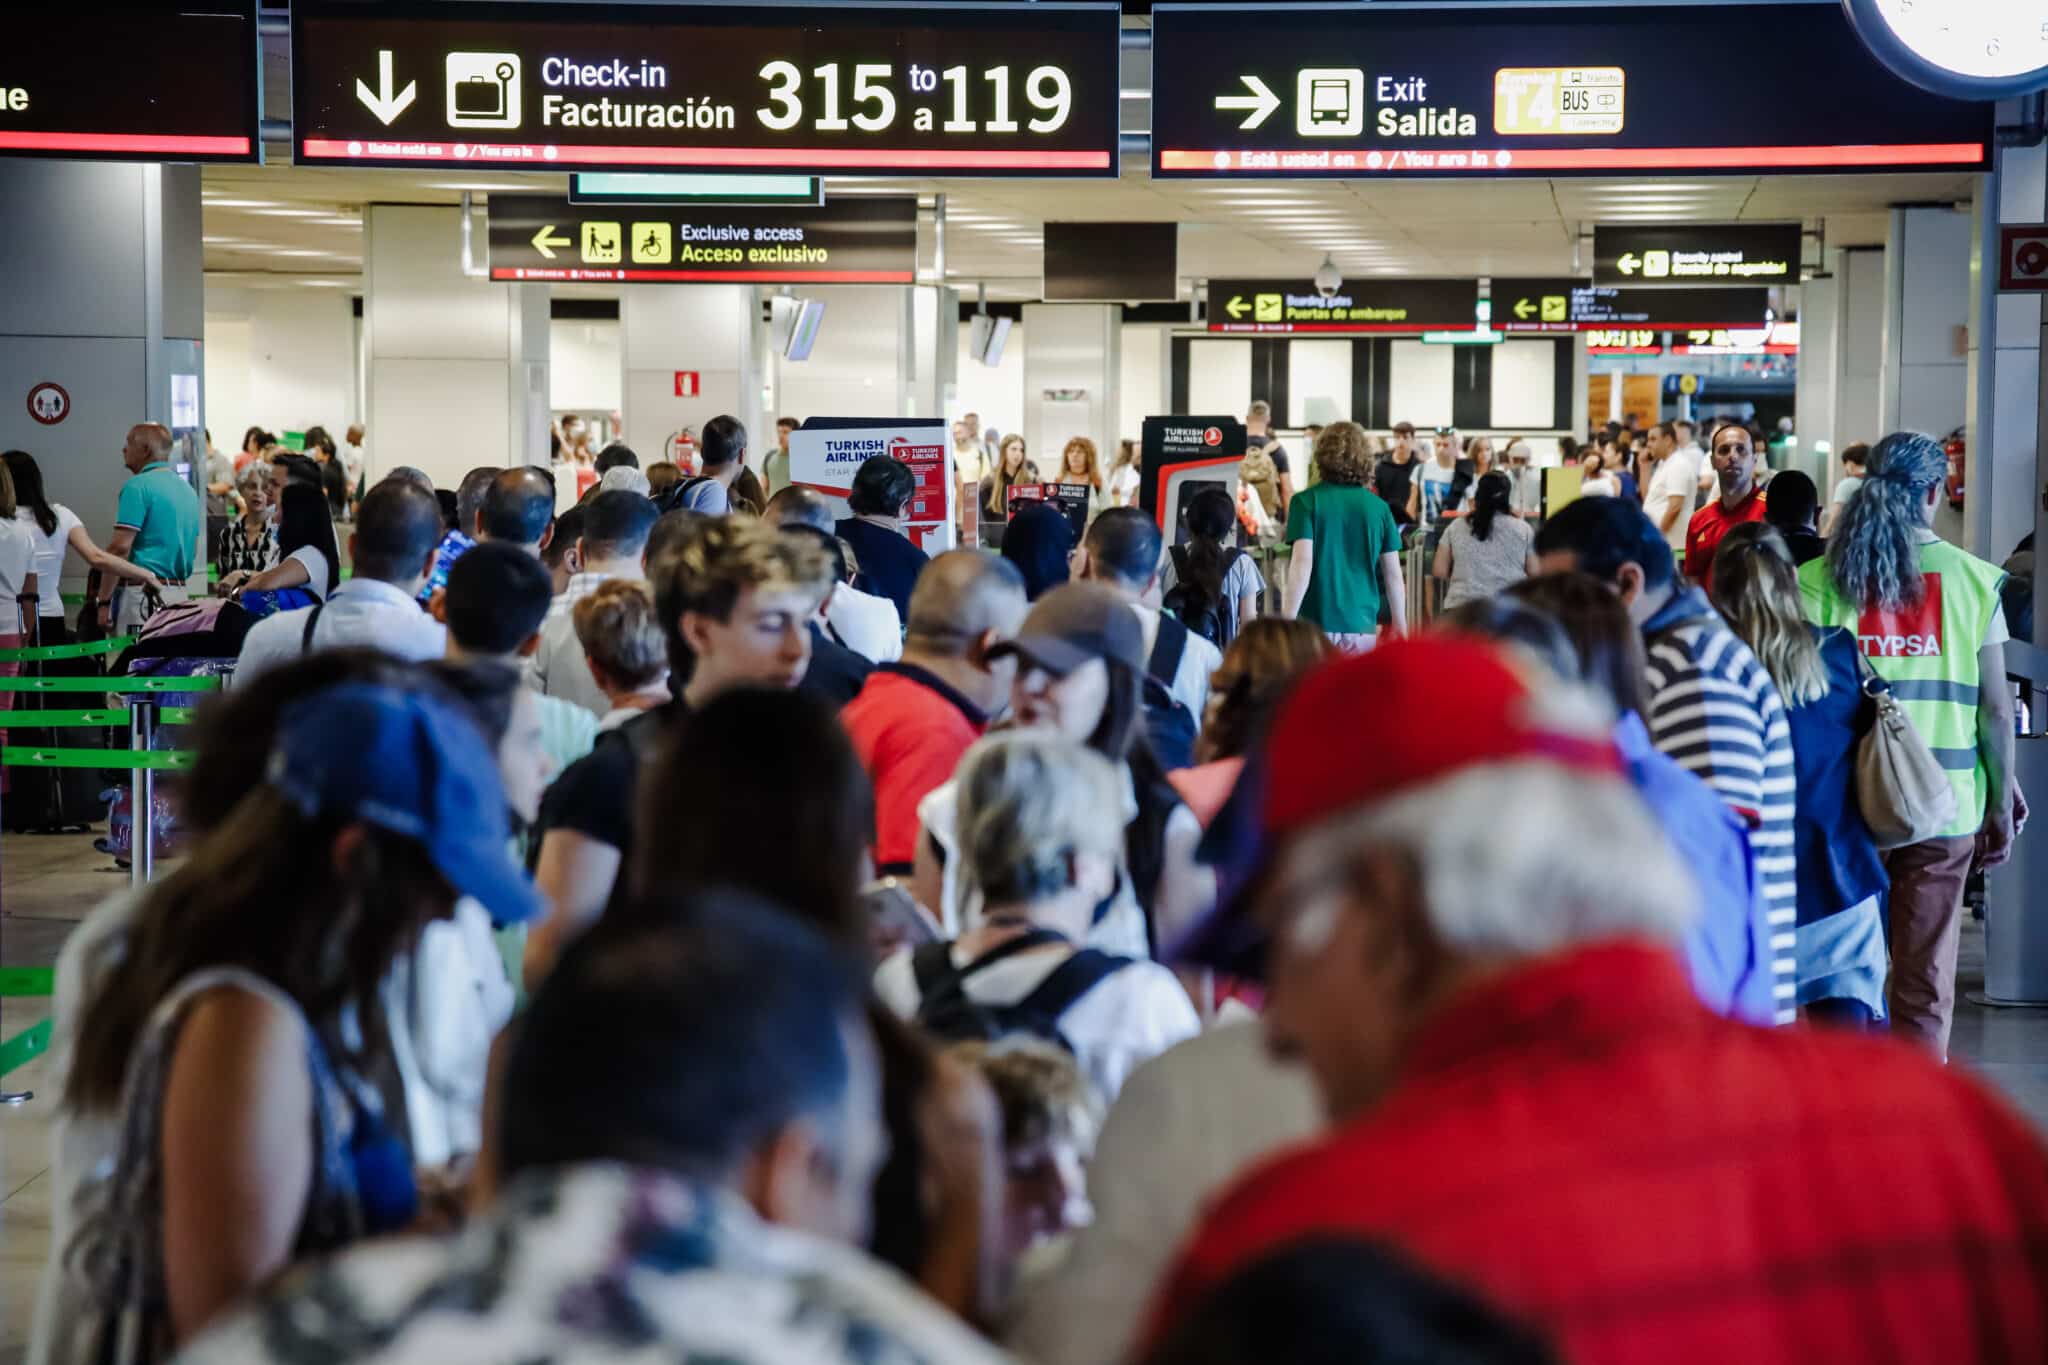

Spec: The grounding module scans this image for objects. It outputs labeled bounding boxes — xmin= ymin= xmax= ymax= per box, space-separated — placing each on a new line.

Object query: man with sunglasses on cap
xmin=1149 ymin=635 xmax=2048 ymax=1365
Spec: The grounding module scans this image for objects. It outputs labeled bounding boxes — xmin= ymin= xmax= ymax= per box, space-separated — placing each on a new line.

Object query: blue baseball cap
xmin=266 ymin=682 xmax=546 ymax=926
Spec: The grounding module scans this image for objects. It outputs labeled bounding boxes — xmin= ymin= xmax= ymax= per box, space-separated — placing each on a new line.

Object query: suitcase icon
xmin=445 ymin=53 xmax=522 ymax=129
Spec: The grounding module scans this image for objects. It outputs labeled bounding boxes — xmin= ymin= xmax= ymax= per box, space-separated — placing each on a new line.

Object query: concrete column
xmin=620 ymin=285 xmax=749 ymax=464
xmin=0 ymin=161 xmax=204 ymax=595
xmin=1974 ymin=137 xmax=2046 ymax=570
xmin=1883 ymin=207 xmax=1974 ymax=451
xmin=1834 ymin=247 xmax=1888 ymax=453
xmin=1795 ymin=275 xmax=1839 ymax=484
xmin=1022 ymin=304 xmax=1121 ymax=473
xmin=364 ymin=205 xmax=548 ymax=485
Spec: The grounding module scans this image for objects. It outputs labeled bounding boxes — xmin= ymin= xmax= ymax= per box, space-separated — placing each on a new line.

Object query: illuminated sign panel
xmin=1592 ymin=225 xmax=1802 ymax=286
xmin=485 ymin=195 xmax=917 ymax=283
xmin=292 ymin=0 xmax=1119 ymax=176
xmin=0 ymin=2 xmax=259 ymax=162
xmin=1151 ymin=2 xmax=1990 ymax=177
xmin=1493 ymin=282 xmax=1772 ymax=332
xmin=1206 ymin=279 xmax=1479 ymax=333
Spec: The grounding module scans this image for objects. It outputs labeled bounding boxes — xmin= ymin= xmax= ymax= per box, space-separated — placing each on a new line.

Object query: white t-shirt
xmin=1109 ymin=463 xmax=1140 ymax=507
xmin=954 ymin=444 xmax=989 ymax=486
xmin=1644 ymin=450 xmax=1702 ymax=550
xmin=872 ymin=939 xmax=1200 ymax=1109
xmin=0 ymin=517 xmax=38 ymax=629
xmin=16 ymin=504 xmax=80 ymax=618
xmin=286 ymin=544 xmax=333 ymax=600
xmin=825 ymin=583 xmax=903 ymax=664
xmin=1831 ymin=474 xmax=1864 ymax=507
xmin=1417 ymin=460 xmax=1458 ymax=519
xmin=1579 ymin=474 xmax=1619 ymax=498
xmin=1136 ymin=603 xmax=1221 ymax=723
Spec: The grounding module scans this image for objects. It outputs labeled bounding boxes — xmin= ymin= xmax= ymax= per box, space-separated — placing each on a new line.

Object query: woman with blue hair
xmin=1798 ymin=430 xmax=2020 ymax=1059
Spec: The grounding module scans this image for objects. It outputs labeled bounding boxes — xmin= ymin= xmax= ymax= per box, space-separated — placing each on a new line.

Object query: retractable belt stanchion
xmin=129 ymin=697 xmax=157 ymax=887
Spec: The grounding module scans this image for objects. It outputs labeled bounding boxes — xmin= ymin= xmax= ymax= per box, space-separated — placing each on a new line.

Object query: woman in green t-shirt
xmin=1282 ymin=421 xmax=1408 ymax=651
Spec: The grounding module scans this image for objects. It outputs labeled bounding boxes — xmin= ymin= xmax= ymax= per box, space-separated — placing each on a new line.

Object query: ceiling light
xmin=421 ymin=180 xmax=548 ymax=191
xmin=249 ymin=208 xmax=338 ymax=218
xmin=266 ymin=248 xmax=342 ymax=258
xmin=202 ymin=198 xmax=281 ymax=208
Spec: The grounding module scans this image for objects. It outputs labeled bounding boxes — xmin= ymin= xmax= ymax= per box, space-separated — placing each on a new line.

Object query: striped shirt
xmin=1641 ymin=587 xmax=1798 ymax=1024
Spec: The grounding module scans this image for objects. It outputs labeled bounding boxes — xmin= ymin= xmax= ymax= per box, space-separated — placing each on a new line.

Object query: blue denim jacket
xmin=1615 ymin=712 xmax=1776 ymax=1026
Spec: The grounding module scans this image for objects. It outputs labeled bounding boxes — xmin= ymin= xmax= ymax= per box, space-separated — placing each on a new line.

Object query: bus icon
xmin=1296 ymin=69 xmax=1363 ymax=137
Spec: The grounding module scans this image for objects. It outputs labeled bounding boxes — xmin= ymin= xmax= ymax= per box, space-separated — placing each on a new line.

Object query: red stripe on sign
xmin=1161 ymin=143 xmax=1986 ymax=172
xmin=302 ymin=139 xmax=1110 ymax=170
xmin=492 ymin=268 xmax=914 ymax=284
xmin=0 ymin=131 xmax=252 ymax=155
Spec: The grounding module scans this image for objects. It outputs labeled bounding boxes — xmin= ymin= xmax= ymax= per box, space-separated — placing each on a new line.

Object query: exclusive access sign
xmin=1207 ymin=279 xmax=1479 ymax=333
xmin=1592 ymin=224 xmax=1802 ymax=286
xmin=290 ymin=0 xmax=1119 ymax=176
xmin=486 ymin=195 xmax=917 ymax=283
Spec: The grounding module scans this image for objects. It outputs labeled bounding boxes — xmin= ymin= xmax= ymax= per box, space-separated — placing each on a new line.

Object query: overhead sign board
xmin=1493 ymin=281 xmax=1774 ymax=332
xmin=1150 ymin=2 xmax=1990 ymax=178
xmin=0 ymin=2 xmax=260 ymax=162
xmin=1206 ymin=279 xmax=1479 ymax=333
xmin=1592 ymin=224 xmax=1802 ymax=286
xmin=290 ymin=0 xmax=1120 ymax=176
xmin=485 ymin=195 xmax=917 ymax=283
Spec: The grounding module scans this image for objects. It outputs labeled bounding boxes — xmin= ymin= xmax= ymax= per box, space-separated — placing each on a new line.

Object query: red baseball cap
xmin=1169 ymin=636 xmax=1623 ymax=977
xmin=1262 ymin=635 xmax=1622 ymax=836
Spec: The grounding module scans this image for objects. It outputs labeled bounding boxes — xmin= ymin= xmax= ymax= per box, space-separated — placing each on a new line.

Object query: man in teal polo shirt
xmin=104 ymin=422 xmax=200 ymax=635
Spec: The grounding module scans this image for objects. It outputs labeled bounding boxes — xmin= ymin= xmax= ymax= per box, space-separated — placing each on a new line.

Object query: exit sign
xmin=673 ymin=371 xmax=700 ymax=398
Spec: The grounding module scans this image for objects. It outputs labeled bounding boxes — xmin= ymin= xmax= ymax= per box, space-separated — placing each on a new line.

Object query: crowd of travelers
xmin=12 ymin=405 xmax=2048 ymax=1365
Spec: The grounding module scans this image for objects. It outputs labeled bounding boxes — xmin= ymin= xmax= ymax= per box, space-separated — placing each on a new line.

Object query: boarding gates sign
xmin=0 ymin=3 xmax=260 ymax=162
xmin=290 ymin=0 xmax=1121 ymax=176
xmin=788 ymin=422 xmax=956 ymax=553
xmin=1150 ymin=2 xmax=1991 ymax=178
xmin=1206 ymin=279 xmax=1480 ymax=334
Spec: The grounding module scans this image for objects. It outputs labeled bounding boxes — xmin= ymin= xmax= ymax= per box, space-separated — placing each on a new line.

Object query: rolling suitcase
xmin=2 ymin=612 xmax=109 ymax=833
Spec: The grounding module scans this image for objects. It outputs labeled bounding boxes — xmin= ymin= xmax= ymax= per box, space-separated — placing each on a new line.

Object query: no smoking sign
xmin=1999 ymin=226 xmax=2048 ymax=293
xmin=26 ymin=382 xmax=69 ymax=425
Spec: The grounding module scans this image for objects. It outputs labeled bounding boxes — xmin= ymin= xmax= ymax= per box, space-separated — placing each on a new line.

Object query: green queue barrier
xmin=0 ymin=675 xmax=220 ymax=694
xmin=0 ymin=967 xmax=54 ymax=997
xmin=0 ymin=1017 xmax=51 ymax=1078
xmin=0 ymin=710 xmax=183 ymax=728
xmin=0 ymin=636 xmax=137 ymax=663
xmin=3 ymin=747 xmax=194 ymax=771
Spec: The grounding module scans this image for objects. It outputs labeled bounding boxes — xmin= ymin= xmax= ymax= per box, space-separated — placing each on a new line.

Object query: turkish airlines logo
xmin=1203 ymin=427 xmax=1223 ymax=447
xmin=1858 ymin=575 xmax=1944 ymax=658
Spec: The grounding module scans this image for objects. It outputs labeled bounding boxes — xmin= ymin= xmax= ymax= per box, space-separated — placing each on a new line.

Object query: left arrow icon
xmin=1226 ymin=295 xmax=1250 ymax=319
xmin=1214 ymin=76 xmax=1281 ymax=131
xmin=1513 ymin=297 xmax=1537 ymax=319
xmin=355 ymin=50 xmax=417 ymax=125
xmin=531 ymin=225 xmax=572 ymax=259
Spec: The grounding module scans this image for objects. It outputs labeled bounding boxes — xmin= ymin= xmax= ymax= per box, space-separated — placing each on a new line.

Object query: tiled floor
xmin=3 ymin=838 xmax=2047 ymax=1364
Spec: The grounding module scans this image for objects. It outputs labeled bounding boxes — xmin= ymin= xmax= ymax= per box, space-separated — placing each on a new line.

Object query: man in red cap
xmin=1149 ymin=635 xmax=2048 ymax=1365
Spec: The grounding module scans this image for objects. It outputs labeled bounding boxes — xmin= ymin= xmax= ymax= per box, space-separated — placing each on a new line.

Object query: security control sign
xmin=1150 ymin=2 xmax=1990 ymax=177
xmin=1492 ymin=281 xmax=1773 ymax=332
xmin=1206 ymin=279 xmax=1479 ymax=333
xmin=290 ymin=0 xmax=1120 ymax=176
xmin=0 ymin=2 xmax=260 ymax=162
xmin=486 ymin=195 xmax=916 ymax=283
xmin=1593 ymin=225 xmax=1801 ymax=286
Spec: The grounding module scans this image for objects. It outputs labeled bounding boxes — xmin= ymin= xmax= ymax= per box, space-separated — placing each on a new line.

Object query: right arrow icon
xmin=355 ymin=49 xmax=417 ymax=126
xmin=1214 ymin=76 xmax=1281 ymax=131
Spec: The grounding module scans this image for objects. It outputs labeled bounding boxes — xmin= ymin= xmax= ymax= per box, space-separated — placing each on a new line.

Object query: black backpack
xmin=911 ymin=929 xmax=1129 ymax=1053
xmin=1141 ymin=615 xmax=1199 ymax=771
xmin=1162 ymin=545 xmax=1244 ymax=649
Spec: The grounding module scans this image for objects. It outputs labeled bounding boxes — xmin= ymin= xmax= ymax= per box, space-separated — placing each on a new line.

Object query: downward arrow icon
xmin=355 ymin=50 xmax=417 ymax=126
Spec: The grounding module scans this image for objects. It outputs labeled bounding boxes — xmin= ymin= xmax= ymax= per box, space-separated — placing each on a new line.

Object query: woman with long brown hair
xmin=979 ymin=436 xmax=1041 ymax=551
xmin=48 ymin=680 xmax=540 ymax=1362
xmin=1711 ymin=522 xmax=1888 ymax=1027
xmin=1057 ymin=436 xmax=1106 ymax=521
xmin=1168 ymin=617 xmax=1333 ymax=827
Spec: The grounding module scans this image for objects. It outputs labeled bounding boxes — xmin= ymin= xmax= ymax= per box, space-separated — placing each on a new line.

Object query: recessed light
xmin=249 ymin=208 xmax=339 ymax=218
xmin=203 ymin=198 xmax=281 ymax=208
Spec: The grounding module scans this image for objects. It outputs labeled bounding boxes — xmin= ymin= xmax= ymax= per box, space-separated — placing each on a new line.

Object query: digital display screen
xmin=1151 ymin=2 xmax=1991 ymax=177
xmin=1044 ymin=223 xmax=1180 ymax=301
xmin=0 ymin=2 xmax=259 ymax=162
xmin=1493 ymin=281 xmax=1773 ymax=332
xmin=486 ymin=195 xmax=917 ymax=283
xmin=1207 ymin=278 xmax=1479 ymax=333
xmin=292 ymin=0 xmax=1120 ymax=176
xmin=1592 ymin=224 xmax=1803 ymax=286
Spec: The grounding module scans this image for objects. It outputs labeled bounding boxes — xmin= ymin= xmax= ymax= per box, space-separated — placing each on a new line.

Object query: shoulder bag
xmin=1852 ymin=651 xmax=1960 ymax=848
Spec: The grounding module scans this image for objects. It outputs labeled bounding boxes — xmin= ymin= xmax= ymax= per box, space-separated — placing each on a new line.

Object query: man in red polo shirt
xmin=1682 ymin=419 xmax=1768 ymax=587
xmin=1151 ymin=636 xmax=2048 ymax=1364
xmin=841 ymin=549 xmax=1028 ymax=877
